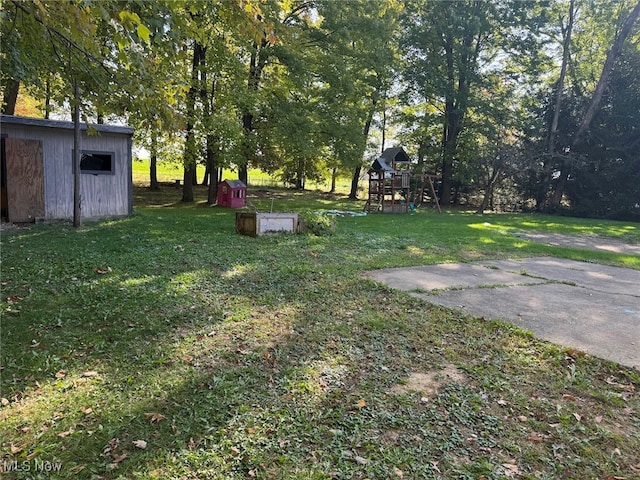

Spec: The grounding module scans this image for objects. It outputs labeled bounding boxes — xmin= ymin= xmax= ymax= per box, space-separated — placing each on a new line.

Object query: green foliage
xmin=562 ymin=42 xmax=640 ymax=221
xmin=299 ymin=210 xmax=337 ymax=236
xmin=3 ymin=0 xmax=639 ymax=219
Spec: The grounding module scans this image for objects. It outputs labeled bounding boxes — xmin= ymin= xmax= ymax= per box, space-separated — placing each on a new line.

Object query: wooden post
xmin=73 ymin=80 xmax=82 ymax=228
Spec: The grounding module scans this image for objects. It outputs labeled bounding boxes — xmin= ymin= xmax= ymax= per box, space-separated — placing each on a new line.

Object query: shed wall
xmin=1 ymin=122 xmax=132 ymax=220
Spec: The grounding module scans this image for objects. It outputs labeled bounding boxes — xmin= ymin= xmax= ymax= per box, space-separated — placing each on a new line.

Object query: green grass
xmin=132 ymin=160 xmax=355 ymax=193
xmin=1 ymin=185 xmax=639 ymax=479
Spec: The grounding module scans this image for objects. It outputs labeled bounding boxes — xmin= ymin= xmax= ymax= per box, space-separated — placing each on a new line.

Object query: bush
xmin=299 ymin=210 xmax=336 ymax=236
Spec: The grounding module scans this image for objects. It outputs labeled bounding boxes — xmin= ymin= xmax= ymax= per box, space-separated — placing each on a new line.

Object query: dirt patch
xmin=390 ymin=364 xmax=467 ymax=397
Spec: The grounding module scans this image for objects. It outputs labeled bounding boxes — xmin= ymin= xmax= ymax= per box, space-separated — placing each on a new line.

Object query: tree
xmin=549 ymin=0 xmax=640 ymax=207
xmin=562 ymin=39 xmax=640 ymax=220
xmin=312 ymin=0 xmax=400 ymax=199
xmin=401 ymin=0 xmax=546 ymax=206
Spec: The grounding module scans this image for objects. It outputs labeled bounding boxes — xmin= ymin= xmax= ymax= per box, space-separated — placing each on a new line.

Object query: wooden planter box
xmin=236 ymin=212 xmax=299 ymax=236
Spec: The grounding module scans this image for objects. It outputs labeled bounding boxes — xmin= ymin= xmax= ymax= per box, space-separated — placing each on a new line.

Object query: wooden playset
xmin=364 ymin=147 xmax=441 ymax=213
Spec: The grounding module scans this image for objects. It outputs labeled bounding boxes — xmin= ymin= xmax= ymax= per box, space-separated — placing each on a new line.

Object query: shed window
xmin=74 ymin=150 xmax=115 ymax=175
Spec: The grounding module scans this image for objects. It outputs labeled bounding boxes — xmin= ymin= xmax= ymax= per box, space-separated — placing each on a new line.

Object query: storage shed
xmin=1 ymin=115 xmax=134 ymax=223
xmin=217 ymin=179 xmax=246 ymax=208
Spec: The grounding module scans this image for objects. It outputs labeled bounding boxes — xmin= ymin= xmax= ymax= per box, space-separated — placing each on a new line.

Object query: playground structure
xmin=364 ymin=147 xmax=441 ymax=213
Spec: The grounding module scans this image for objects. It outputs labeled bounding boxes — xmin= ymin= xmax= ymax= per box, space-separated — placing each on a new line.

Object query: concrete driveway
xmin=366 ymin=256 xmax=640 ymax=370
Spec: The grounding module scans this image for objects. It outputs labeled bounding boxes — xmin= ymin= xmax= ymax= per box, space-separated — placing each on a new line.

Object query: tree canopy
xmin=2 ymin=0 xmax=639 ymax=219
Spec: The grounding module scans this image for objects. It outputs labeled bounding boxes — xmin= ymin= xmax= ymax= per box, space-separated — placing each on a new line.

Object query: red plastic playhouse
xmin=217 ymin=180 xmax=246 ymax=208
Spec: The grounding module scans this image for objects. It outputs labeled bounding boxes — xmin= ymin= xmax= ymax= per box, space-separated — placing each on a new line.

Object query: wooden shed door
xmin=5 ymin=138 xmax=45 ymax=222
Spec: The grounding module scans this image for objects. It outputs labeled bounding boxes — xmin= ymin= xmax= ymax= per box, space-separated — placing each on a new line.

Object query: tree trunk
xmin=349 ymin=97 xmax=377 ymax=200
xmin=438 ymin=4 xmax=480 ymax=206
xmin=206 ymin=135 xmax=219 ymax=205
xmin=241 ymin=42 xmax=268 ymax=187
xmin=547 ymin=0 xmax=575 ymax=209
xmin=240 ymin=110 xmax=251 ymax=185
xmin=330 ymin=167 xmax=337 ymax=193
xmin=181 ymin=42 xmax=206 ymax=203
xmin=44 ymin=77 xmax=51 ymax=119
xmin=203 ymin=163 xmax=210 ymax=186
xmin=2 ymin=78 xmax=19 ymax=115
xmin=476 ymin=169 xmax=499 ymax=215
xmin=548 ymin=0 xmax=574 ymax=156
xmin=550 ymin=166 xmax=569 ymax=209
xmin=73 ymin=81 xmax=82 ymax=228
xmin=149 ymin=134 xmax=159 ymax=191
xmin=207 ymin=167 xmax=218 ymax=205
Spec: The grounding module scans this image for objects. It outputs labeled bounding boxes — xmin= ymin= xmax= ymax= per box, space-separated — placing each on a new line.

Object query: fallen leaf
xmin=248 ymin=470 xmax=256 ymax=477
xmin=497 ymin=399 xmax=508 ymax=406
xmin=355 ymin=399 xmax=367 ymax=408
xmin=573 ymin=412 xmax=582 ymax=422
xmin=502 ymin=463 xmax=520 ymax=478
xmin=94 ymin=266 xmax=112 ymax=274
xmin=230 ymin=446 xmax=241 ymax=456
xmin=107 ymin=453 xmax=128 ymax=470
xmin=26 ymin=451 xmax=40 ymax=461
xmin=10 ymin=444 xmax=23 ymax=454
xmin=613 ymin=448 xmax=621 ymax=456
xmin=133 ymin=439 xmax=147 ymax=449
xmin=355 ymin=455 xmax=368 ymax=465
xmin=595 ymin=415 xmax=603 ymax=424
xmin=518 ymin=415 xmax=528 ymax=422
xmin=83 ymin=407 xmax=93 ymax=415
xmin=606 ymin=376 xmax=619 ymax=385
xmin=527 ymin=433 xmax=544 ymax=443
xmin=57 ymin=428 xmax=74 ymax=438
xmin=55 ymin=370 xmax=67 ymax=379
xmin=82 ymin=371 xmax=99 ymax=377
xmin=182 ymin=355 xmax=194 ymax=363
xmin=247 ymin=427 xmax=256 ymax=434
xmin=394 ymin=467 xmax=404 ymax=477
xmin=144 ymin=412 xmax=166 ymax=424
xmin=1 ymin=397 xmax=9 ymax=406
xmin=69 ymin=465 xmax=85 ymax=474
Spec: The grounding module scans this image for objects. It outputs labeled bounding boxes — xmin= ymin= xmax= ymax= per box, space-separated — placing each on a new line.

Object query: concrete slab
xmin=366 ymin=257 xmax=640 ymax=370
xmin=514 ymin=232 xmax=640 ymax=256
xmin=363 ymin=262 xmax=547 ymax=291
xmin=478 ymin=257 xmax=640 ymax=297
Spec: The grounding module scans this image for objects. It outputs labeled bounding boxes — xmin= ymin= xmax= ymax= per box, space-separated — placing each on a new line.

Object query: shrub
xmin=299 ymin=210 xmax=336 ymax=236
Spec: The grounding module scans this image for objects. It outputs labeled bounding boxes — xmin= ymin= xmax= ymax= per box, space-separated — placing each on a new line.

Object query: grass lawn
xmin=131 ymin=160 xmax=354 ymax=193
xmin=1 ymin=185 xmax=639 ymax=479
